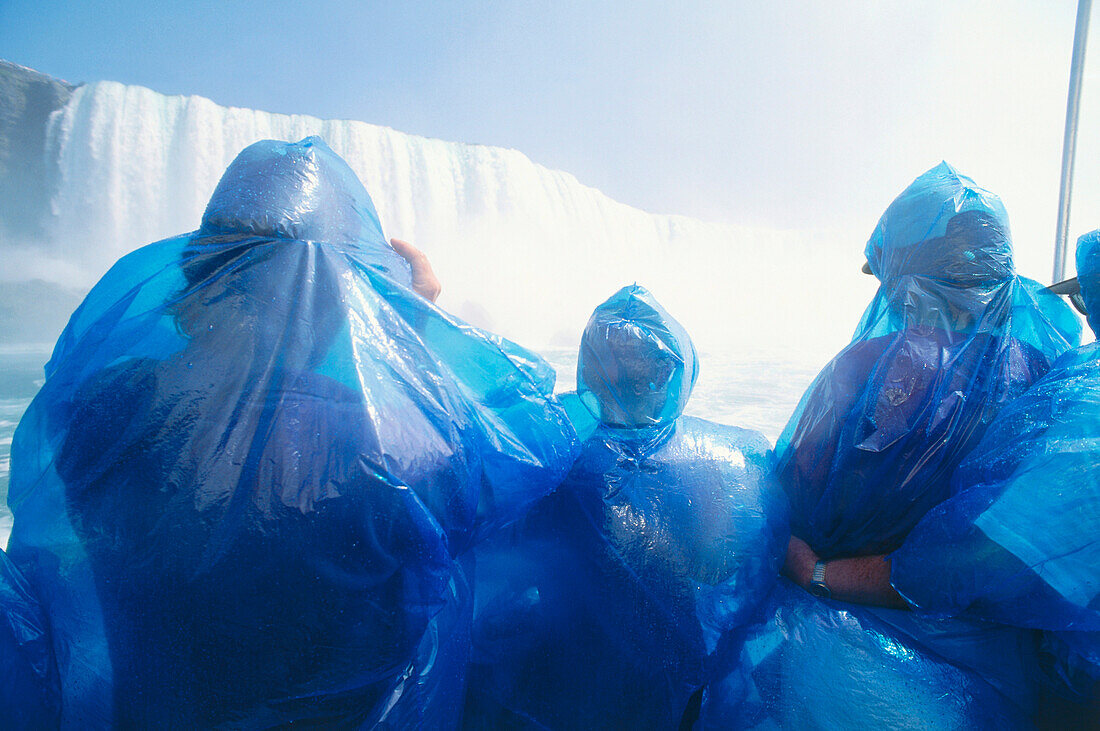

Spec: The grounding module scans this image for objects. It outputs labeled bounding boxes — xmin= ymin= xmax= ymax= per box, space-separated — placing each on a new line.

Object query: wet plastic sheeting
xmin=464 ymin=286 xmax=788 ymax=730
xmin=1080 ymin=229 xmax=1100 ymax=337
xmin=777 ymin=163 xmax=1080 ymax=559
xmin=893 ymin=230 xmax=1100 ymax=698
xmin=5 ymin=137 xmax=577 ymax=728
xmin=0 ymin=548 xmax=59 ymax=730
xmin=700 ymin=580 xmax=1037 ymax=730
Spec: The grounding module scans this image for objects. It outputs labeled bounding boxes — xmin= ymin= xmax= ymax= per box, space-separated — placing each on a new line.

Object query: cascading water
xmin=41 ymin=80 xmax=873 ymax=353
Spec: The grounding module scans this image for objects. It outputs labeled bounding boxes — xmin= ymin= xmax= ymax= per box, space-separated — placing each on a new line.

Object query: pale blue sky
xmin=1 ymin=1 xmax=1096 ymax=278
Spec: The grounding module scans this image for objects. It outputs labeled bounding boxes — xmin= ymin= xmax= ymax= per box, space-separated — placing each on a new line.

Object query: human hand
xmin=390 ymin=238 xmax=442 ymax=303
xmin=781 ymin=535 xmax=819 ymax=589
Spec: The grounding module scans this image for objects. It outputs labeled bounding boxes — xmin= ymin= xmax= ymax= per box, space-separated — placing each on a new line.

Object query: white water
xmin=30 ymin=81 xmax=875 ymax=355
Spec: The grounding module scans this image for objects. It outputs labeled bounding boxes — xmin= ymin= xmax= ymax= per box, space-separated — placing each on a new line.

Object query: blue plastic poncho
xmin=0 ymin=548 xmax=59 ymax=730
xmin=5 ymin=137 xmax=577 ymax=729
xmin=700 ymin=579 xmax=1038 ymax=729
xmin=892 ymin=230 xmax=1100 ymax=708
xmin=464 ymin=286 xmax=788 ymax=730
xmin=776 ymin=162 xmax=1079 ymax=559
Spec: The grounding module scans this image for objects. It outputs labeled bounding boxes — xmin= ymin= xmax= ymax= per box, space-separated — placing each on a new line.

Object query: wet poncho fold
xmin=5 ymin=137 xmax=577 ymax=728
xmin=700 ymin=579 xmax=1038 ymax=729
xmin=0 ymin=548 xmax=59 ymax=730
xmin=777 ymin=162 xmax=1079 ymax=559
xmin=464 ymin=285 xmax=788 ymax=730
xmin=892 ymin=230 xmax=1100 ymax=706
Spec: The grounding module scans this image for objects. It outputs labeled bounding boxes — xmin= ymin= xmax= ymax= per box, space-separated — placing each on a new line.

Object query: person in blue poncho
xmin=888 ymin=229 xmax=1100 ymax=721
xmin=464 ymin=285 xmax=788 ymax=730
xmin=4 ymin=136 xmax=577 ymax=729
xmin=776 ymin=163 xmax=1079 ymax=592
xmin=713 ymin=164 xmax=1080 ymax=729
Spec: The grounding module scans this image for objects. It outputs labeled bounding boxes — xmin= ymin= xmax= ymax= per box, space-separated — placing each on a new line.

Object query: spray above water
xmin=36 ymin=81 xmax=870 ymax=355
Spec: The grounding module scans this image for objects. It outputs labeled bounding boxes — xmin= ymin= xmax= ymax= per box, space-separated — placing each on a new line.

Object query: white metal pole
xmin=1054 ymin=0 xmax=1093 ymax=283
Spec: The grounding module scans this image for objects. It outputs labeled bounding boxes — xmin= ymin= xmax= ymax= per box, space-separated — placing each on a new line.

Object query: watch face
xmin=808 ymin=582 xmax=831 ymax=599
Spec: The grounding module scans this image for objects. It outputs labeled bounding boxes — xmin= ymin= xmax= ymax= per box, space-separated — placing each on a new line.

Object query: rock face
xmin=0 ymin=60 xmax=76 ymax=241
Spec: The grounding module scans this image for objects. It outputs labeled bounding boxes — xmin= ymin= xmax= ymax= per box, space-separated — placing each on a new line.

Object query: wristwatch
xmin=808 ymin=560 xmax=832 ymax=599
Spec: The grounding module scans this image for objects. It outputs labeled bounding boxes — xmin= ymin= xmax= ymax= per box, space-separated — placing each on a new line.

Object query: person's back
xmin=465 ymin=285 xmax=787 ymax=730
xmin=5 ymin=137 xmax=577 ymax=728
xmin=777 ymin=163 xmax=1079 ymax=559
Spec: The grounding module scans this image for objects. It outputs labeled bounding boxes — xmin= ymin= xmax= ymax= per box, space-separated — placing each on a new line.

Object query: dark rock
xmin=0 ymin=60 xmax=79 ymax=240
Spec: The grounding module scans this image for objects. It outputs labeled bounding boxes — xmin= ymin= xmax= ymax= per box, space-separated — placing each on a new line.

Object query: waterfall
xmin=40 ymin=80 xmax=872 ymax=354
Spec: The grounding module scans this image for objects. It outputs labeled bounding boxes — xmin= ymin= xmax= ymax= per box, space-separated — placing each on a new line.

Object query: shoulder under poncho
xmin=776 ymin=162 xmax=1079 ymax=559
xmin=892 ymin=230 xmax=1100 ymax=709
xmin=465 ymin=285 xmax=788 ymax=730
xmin=4 ymin=137 xmax=577 ymax=729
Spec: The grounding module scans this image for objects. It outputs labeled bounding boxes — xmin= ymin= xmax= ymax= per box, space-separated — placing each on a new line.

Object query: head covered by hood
xmin=1077 ymin=229 xmax=1100 ymax=337
xmin=852 ymin=160 xmax=1080 ymax=349
xmin=776 ymin=163 xmax=1079 ymax=559
xmin=857 ymin=162 xmax=1027 ymax=338
xmin=181 ymin=136 xmax=411 ymax=286
xmin=169 ymin=138 xmax=417 ymax=373
xmin=577 ymin=285 xmax=698 ymax=429
xmin=865 ymin=162 xmax=1013 ymax=288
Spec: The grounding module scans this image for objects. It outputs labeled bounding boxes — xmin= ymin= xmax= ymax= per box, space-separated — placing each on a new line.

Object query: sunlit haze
xmin=1 ymin=1 xmax=1097 ymax=355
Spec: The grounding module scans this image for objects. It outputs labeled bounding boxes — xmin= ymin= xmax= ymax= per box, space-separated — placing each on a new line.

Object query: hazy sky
xmin=2 ymin=0 xmax=1097 ymax=279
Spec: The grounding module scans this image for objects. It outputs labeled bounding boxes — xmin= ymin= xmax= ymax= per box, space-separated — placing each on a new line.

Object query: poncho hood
xmin=865 ymin=162 xmax=1013 ymax=291
xmin=577 ymin=285 xmax=698 ymax=428
xmin=200 ymin=136 xmax=411 ymax=285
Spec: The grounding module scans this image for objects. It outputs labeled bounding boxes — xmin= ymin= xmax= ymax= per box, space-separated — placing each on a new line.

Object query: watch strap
xmin=808 ymin=560 xmax=831 ymax=599
xmin=811 ymin=560 xmax=827 ymax=585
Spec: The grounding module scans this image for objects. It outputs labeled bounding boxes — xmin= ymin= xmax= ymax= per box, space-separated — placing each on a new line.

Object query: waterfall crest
xmin=40 ymin=80 xmax=868 ymax=351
